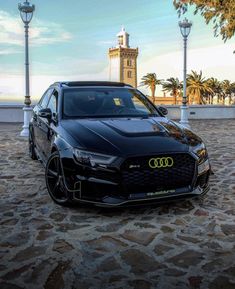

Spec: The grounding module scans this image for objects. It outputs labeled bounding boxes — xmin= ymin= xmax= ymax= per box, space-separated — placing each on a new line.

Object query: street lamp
xmin=179 ymin=18 xmax=192 ymax=128
xmin=18 ymin=0 xmax=35 ymax=137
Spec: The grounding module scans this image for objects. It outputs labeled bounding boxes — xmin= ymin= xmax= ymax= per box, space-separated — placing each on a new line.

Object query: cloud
xmin=0 ymin=48 xmax=22 ymax=55
xmin=97 ymin=40 xmax=115 ymax=46
xmin=138 ymin=43 xmax=235 ymax=95
xmin=22 ymin=57 xmax=108 ymax=77
xmin=0 ymin=64 xmax=109 ymax=103
xmin=139 ymin=43 xmax=235 ymax=79
xmin=0 ymin=10 xmax=73 ymax=48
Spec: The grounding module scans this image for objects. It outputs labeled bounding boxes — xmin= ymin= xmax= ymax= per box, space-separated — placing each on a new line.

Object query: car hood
xmin=61 ymin=117 xmax=202 ymax=156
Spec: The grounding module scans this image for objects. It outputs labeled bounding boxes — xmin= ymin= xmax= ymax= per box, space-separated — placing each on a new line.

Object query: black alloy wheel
xmin=29 ymin=129 xmax=37 ymax=160
xmin=45 ymin=152 xmax=72 ymax=206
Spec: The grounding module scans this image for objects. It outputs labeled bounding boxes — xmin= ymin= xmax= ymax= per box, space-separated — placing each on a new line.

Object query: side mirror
xmin=158 ymin=106 xmax=168 ymax=116
xmin=38 ymin=108 xmax=52 ymax=119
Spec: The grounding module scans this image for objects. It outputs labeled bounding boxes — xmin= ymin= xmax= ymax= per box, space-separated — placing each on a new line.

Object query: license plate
xmin=146 ymin=189 xmax=175 ymax=196
xmin=129 ymin=189 xmax=176 ymax=200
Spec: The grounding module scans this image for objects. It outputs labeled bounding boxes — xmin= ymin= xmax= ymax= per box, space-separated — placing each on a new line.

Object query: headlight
xmin=73 ymin=149 xmax=117 ymax=167
xmin=190 ymin=143 xmax=208 ymax=163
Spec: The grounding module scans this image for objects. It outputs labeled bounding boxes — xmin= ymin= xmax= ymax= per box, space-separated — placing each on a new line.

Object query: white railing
xmin=0 ymin=104 xmax=235 ymax=122
xmin=166 ymin=105 xmax=235 ymax=119
xmin=0 ymin=104 xmax=25 ymax=122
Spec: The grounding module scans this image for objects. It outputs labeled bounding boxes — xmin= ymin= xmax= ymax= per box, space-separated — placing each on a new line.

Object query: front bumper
xmin=72 ymin=184 xmax=210 ymax=207
xmin=65 ymin=154 xmax=210 ymax=207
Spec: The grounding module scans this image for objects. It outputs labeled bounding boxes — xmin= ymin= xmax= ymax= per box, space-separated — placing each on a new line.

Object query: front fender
xmin=53 ymin=136 xmax=81 ymax=191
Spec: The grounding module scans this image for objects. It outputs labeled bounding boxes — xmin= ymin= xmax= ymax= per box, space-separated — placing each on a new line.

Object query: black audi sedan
xmin=29 ymin=81 xmax=210 ymax=207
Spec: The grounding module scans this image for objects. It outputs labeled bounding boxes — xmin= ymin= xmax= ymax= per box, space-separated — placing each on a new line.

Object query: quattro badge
xmin=149 ymin=157 xmax=174 ymax=168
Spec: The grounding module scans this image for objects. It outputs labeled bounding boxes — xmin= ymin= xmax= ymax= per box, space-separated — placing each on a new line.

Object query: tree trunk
xmin=173 ymin=93 xmax=177 ymax=105
xmin=151 ymin=84 xmax=156 ymax=104
xmin=195 ymin=91 xmax=200 ymax=104
xmin=223 ymin=96 xmax=225 ymax=105
xmin=219 ymin=94 xmax=223 ymax=104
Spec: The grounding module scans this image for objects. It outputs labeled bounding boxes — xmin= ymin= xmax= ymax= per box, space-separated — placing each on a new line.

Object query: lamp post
xmin=179 ymin=18 xmax=192 ymax=128
xmin=18 ymin=0 xmax=35 ymax=137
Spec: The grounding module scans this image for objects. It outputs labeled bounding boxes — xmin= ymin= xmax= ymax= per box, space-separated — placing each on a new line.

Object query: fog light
xmin=198 ymin=159 xmax=210 ymax=175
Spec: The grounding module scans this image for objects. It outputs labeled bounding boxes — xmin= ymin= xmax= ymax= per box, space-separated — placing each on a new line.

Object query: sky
xmin=0 ymin=0 xmax=234 ymax=103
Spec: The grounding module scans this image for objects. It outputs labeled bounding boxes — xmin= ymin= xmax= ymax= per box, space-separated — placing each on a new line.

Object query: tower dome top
xmin=116 ymin=26 xmax=129 ymax=37
xmin=116 ymin=26 xmax=130 ymax=48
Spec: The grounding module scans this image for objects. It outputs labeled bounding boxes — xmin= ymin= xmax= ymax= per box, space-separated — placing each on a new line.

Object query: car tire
xmin=29 ymin=129 xmax=38 ymax=160
xmin=45 ymin=151 xmax=73 ymax=206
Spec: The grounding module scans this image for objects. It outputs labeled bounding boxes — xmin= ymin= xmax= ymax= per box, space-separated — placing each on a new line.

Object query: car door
xmin=33 ymin=88 xmax=53 ymax=153
xmin=40 ymin=89 xmax=58 ymax=161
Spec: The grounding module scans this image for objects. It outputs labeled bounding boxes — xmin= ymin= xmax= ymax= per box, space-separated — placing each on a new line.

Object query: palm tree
xmin=162 ymin=77 xmax=183 ymax=105
xmin=207 ymin=77 xmax=222 ymax=104
xmin=221 ymin=80 xmax=233 ymax=105
xmin=140 ymin=73 xmax=162 ymax=103
xmin=186 ymin=71 xmax=212 ymax=104
xmin=231 ymin=82 xmax=235 ymax=104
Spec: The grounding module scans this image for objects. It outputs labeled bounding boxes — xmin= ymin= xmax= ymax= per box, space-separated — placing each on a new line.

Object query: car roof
xmin=51 ymin=81 xmax=133 ymax=89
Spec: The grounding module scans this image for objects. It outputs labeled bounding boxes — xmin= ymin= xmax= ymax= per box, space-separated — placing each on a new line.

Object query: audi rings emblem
xmin=148 ymin=157 xmax=174 ymax=168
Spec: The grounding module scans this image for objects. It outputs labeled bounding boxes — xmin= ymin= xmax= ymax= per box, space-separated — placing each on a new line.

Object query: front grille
xmin=121 ymin=153 xmax=195 ymax=193
xmin=90 ymin=169 xmax=119 ymax=183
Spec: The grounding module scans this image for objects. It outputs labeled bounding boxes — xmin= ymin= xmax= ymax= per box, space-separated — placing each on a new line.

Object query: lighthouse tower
xmin=108 ymin=27 xmax=138 ymax=88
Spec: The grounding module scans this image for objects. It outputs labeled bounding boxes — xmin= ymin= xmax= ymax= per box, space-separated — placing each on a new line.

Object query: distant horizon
xmin=0 ymin=0 xmax=234 ymax=102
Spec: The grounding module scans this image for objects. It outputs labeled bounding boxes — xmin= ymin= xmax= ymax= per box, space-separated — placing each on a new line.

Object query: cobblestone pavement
xmin=0 ymin=120 xmax=235 ymax=289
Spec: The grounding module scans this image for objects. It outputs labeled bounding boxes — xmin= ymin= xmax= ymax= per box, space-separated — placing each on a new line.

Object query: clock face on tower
xmin=109 ymin=27 xmax=138 ymax=88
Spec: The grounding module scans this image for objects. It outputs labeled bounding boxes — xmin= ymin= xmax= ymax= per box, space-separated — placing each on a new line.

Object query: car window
xmin=39 ymin=88 xmax=53 ymax=109
xmin=63 ymin=88 xmax=159 ymax=118
xmin=47 ymin=90 xmax=58 ymax=115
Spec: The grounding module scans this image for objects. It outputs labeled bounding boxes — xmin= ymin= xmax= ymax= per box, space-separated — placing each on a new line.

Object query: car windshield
xmin=63 ymin=88 xmax=160 ymax=118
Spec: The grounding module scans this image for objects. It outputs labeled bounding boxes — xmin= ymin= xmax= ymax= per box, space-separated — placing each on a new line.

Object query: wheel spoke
xmin=47 ymin=169 xmax=58 ymax=178
xmin=47 ymin=155 xmax=68 ymax=202
xmin=51 ymin=180 xmax=60 ymax=196
xmin=56 ymin=157 xmax=59 ymax=170
xmin=53 ymin=157 xmax=57 ymax=170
